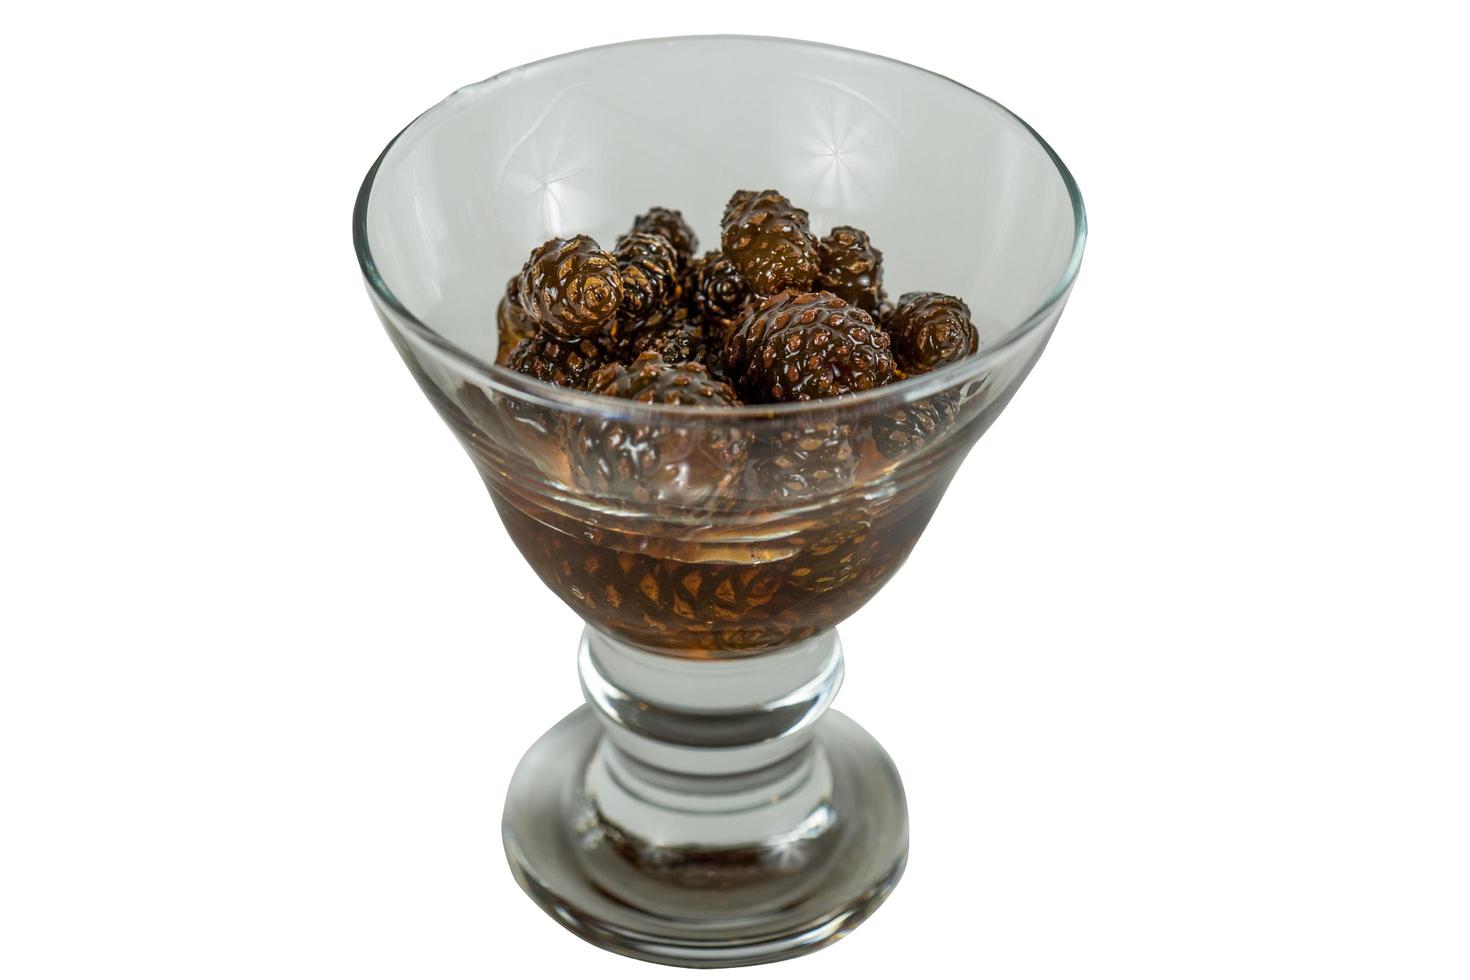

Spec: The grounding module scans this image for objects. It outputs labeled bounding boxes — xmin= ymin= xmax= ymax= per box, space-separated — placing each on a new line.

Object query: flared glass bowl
xmin=354 ymin=36 xmax=1085 ymax=659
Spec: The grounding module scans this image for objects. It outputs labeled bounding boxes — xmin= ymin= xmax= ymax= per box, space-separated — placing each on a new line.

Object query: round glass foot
xmin=502 ymin=706 xmax=908 ymax=968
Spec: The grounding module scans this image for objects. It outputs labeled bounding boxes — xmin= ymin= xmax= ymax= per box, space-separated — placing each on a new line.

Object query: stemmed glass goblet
xmin=354 ymin=36 xmax=1085 ymax=967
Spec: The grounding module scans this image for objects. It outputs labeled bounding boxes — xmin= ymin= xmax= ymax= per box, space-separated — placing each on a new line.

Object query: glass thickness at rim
xmin=352 ymin=34 xmax=1088 ymax=421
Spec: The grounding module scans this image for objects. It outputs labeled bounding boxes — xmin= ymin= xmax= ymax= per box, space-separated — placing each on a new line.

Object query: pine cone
xmin=720 ymin=189 xmax=820 ymax=296
xmin=507 ymin=332 xmax=617 ymax=390
xmin=614 ymin=232 xmax=682 ymax=322
xmin=785 ymin=519 xmax=878 ymax=593
xmin=886 ymin=292 xmax=979 ymax=375
xmin=816 ymin=226 xmax=885 ymax=316
xmin=869 ymin=393 xmax=960 ymax=459
xmin=753 ymin=423 xmax=857 ymax=502
xmin=616 ymin=310 xmax=719 ymax=372
xmin=731 ymin=291 xmax=895 ymax=403
xmin=571 ymin=353 xmax=750 ymax=506
xmin=587 ymin=351 xmax=737 ymax=406
xmin=517 ymin=235 xmax=623 ymax=340
xmin=523 ymin=531 xmax=790 ymax=651
xmin=638 ymin=560 xmax=787 ymax=639
xmin=686 ymin=250 xmax=752 ymax=343
xmin=495 ymin=276 xmax=536 ymax=366
xmin=623 ymin=207 xmax=698 ymax=272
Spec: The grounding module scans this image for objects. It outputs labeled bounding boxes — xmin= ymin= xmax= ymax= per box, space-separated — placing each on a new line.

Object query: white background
xmin=3 ymin=2 xmax=1467 ymax=977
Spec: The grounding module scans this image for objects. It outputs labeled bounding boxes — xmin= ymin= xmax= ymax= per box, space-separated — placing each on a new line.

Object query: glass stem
xmin=579 ymin=627 xmax=844 ymax=849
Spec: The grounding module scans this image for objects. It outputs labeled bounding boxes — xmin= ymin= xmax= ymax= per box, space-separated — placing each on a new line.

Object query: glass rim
xmin=352 ymin=34 xmax=1088 ymax=421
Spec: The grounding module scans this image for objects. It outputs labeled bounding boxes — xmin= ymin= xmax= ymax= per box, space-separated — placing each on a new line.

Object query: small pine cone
xmin=886 ymin=292 xmax=979 ymax=375
xmin=786 ymin=519 xmax=877 ymax=593
xmin=623 ymin=207 xmax=698 ymax=272
xmin=732 ymin=290 xmax=895 ymax=403
xmin=870 ymin=393 xmax=960 ymax=459
xmin=643 ymin=323 xmax=713 ymax=368
xmin=720 ymin=189 xmax=820 ymax=296
xmin=495 ymin=276 xmax=536 ymax=366
xmin=614 ymin=232 xmax=682 ymax=322
xmin=507 ymin=332 xmax=617 ymax=390
xmin=586 ymin=351 xmax=740 ymax=406
xmin=618 ymin=313 xmax=719 ymax=370
xmin=753 ymin=424 xmax=857 ymax=502
xmin=517 ymin=235 xmax=623 ymax=340
xmin=572 ymin=353 xmax=750 ymax=506
xmin=816 ymin=226 xmax=885 ymax=316
xmin=686 ymin=250 xmax=752 ymax=342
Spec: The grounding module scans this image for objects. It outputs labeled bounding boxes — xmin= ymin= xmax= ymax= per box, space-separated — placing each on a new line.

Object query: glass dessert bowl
xmin=354 ymin=36 xmax=1085 ymax=968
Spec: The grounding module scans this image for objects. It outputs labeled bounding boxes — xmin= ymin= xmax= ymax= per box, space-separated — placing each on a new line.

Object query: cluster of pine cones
xmin=484 ymin=191 xmax=983 ymax=650
xmin=499 ymin=189 xmax=980 ymax=405
xmin=493 ymin=190 xmax=981 ymax=504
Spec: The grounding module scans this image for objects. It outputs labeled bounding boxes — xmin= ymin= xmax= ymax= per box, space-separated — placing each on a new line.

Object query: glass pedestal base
xmin=501 ymin=629 xmax=908 ymax=968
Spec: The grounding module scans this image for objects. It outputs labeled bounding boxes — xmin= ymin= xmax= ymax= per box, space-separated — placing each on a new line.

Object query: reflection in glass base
xmin=502 ymin=706 xmax=907 ymax=968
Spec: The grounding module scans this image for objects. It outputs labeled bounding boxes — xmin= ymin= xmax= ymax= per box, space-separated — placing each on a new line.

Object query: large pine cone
xmin=571 ymin=353 xmax=750 ymax=506
xmin=720 ymin=189 xmax=820 ymax=296
xmin=508 ymin=520 xmax=795 ymax=652
xmin=816 ymin=226 xmax=886 ymax=316
xmin=885 ymin=291 xmax=979 ymax=375
xmin=506 ymin=331 xmax=617 ymax=390
xmin=622 ymin=207 xmax=698 ymax=273
xmin=614 ymin=232 xmax=682 ymax=322
xmin=728 ymin=291 xmax=895 ymax=403
xmin=495 ymin=276 xmax=536 ymax=366
xmin=517 ymin=235 xmax=623 ymax=340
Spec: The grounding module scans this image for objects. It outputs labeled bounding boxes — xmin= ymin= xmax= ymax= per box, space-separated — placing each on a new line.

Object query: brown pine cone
xmin=720 ymin=189 xmax=820 ymax=296
xmin=816 ymin=226 xmax=885 ymax=316
xmin=869 ymin=393 xmax=960 ymax=459
xmin=685 ymin=250 xmax=752 ymax=343
xmin=885 ymin=292 xmax=979 ymax=375
xmin=507 ymin=331 xmax=617 ymax=390
xmin=585 ymin=351 xmax=740 ymax=406
xmin=753 ymin=423 xmax=857 ymax=502
xmin=623 ymin=559 xmax=787 ymax=641
xmin=616 ymin=311 xmax=719 ymax=372
xmin=729 ymin=291 xmax=895 ymax=403
xmin=657 ymin=563 xmax=786 ymax=640
xmin=571 ymin=353 xmax=749 ymax=506
xmin=622 ymin=207 xmax=698 ymax=272
xmin=512 ymin=521 xmax=792 ymax=651
xmin=785 ymin=519 xmax=878 ymax=593
xmin=495 ymin=276 xmax=536 ymax=366
xmin=614 ymin=232 xmax=682 ymax=322
xmin=517 ymin=235 xmax=623 ymax=340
